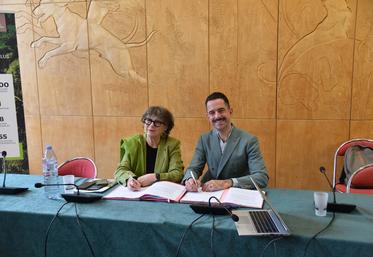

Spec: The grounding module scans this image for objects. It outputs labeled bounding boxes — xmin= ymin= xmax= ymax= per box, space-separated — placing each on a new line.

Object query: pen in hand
xmin=190 ymin=172 xmax=201 ymax=192
xmin=190 ymin=172 xmax=197 ymax=184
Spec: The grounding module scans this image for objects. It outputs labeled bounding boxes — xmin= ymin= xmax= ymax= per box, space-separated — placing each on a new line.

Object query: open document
xmin=104 ymin=181 xmax=264 ymax=208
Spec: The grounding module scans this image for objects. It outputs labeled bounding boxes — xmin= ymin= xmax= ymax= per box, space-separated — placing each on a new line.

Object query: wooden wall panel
xmin=277 ymin=0 xmax=356 ymax=119
xmin=94 ymin=117 xmax=141 ymax=179
xmin=33 ymin=2 xmax=92 ymax=116
xmin=146 ymin=0 xmax=209 ymax=117
xmin=172 ymin=118 xmax=209 ymax=170
xmin=41 ymin=116 xmax=95 ymax=167
xmin=235 ymin=0 xmax=277 ymax=119
xmin=209 ymin=0 xmax=238 ymax=102
xmin=350 ymin=121 xmax=373 ymax=139
xmin=276 ymin=120 xmax=349 ymax=190
xmin=1 ymin=0 xmax=372 ymax=190
xmin=351 ymin=0 xmax=373 ymax=119
xmin=24 ymin=115 xmax=42 ymax=175
xmin=233 ymin=119 xmax=276 ymax=187
xmin=0 ymin=0 xmax=29 ymax=3
xmin=90 ymin=0 xmax=148 ymax=116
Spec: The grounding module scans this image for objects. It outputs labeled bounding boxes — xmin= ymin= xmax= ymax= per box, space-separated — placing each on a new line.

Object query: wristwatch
xmin=156 ymin=173 xmax=161 ymax=181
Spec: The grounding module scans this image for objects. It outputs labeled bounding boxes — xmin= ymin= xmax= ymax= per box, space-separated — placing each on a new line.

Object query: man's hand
xmin=185 ymin=178 xmax=201 ymax=192
xmin=137 ymin=174 xmax=157 ymax=187
xmin=202 ymin=179 xmax=233 ymax=192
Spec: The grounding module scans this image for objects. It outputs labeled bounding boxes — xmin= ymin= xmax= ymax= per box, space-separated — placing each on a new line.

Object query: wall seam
xmin=348 ymin=0 xmax=359 ymax=139
xmin=85 ymin=0 xmax=96 ymax=164
xmin=274 ymin=0 xmax=280 ymax=187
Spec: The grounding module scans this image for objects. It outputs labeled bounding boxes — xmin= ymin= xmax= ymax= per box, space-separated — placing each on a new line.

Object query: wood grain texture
xmin=351 ymin=0 xmax=373 ymax=119
xmin=1 ymin=1 xmax=372 ymax=190
xmin=94 ymin=116 xmax=142 ymax=179
xmin=350 ymin=121 xmax=373 ymax=139
xmin=277 ymin=0 xmax=356 ymax=119
xmin=90 ymin=0 xmax=149 ymax=116
xmin=209 ymin=0 xmax=238 ymax=106
xmin=276 ymin=120 xmax=349 ymax=190
xmin=24 ymin=115 xmax=42 ymax=175
xmin=146 ymin=0 xmax=209 ymax=117
xmin=172 ymin=118 xmax=210 ymax=170
xmin=41 ymin=115 xmax=95 ymax=168
xmin=236 ymin=0 xmax=277 ymax=119
xmin=32 ymin=1 xmax=92 ymax=116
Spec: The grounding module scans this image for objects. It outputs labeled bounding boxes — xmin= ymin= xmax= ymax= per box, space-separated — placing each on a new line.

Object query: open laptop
xmin=232 ymin=177 xmax=291 ymax=236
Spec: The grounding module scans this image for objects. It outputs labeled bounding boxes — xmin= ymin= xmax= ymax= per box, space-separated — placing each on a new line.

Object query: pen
xmin=190 ymin=172 xmax=197 ymax=184
xmin=117 ymin=180 xmax=126 ymax=188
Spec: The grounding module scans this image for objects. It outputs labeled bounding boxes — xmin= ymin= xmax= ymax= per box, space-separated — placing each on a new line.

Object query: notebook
xmin=232 ymin=177 xmax=291 ymax=236
xmin=103 ymin=181 xmax=263 ymax=208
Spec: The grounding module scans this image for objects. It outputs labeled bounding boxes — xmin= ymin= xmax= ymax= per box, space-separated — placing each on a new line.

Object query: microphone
xmin=0 ymin=150 xmax=28 ymax=195
xmin=319 ymin=166 xmax=333 ymax=188
xmin=318 ymin=166 xmax=356 ymax=213
xmin=34 ymin=182 xmax=102 ymax=203
xmin=190 ymin=196 xmax=239 ymax=222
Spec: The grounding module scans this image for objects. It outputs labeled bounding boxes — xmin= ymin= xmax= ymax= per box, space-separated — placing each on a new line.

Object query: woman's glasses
xmin=143 ymin=118 xmax=165 ymax=127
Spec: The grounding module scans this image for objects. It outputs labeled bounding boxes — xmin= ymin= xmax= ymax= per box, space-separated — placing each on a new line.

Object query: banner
xmin=0 ymin=13 xmax=28 ymax=173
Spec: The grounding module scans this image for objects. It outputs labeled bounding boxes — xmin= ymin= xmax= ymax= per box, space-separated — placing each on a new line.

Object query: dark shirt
xmin=146 ymin=143 xmax=158 ymax=173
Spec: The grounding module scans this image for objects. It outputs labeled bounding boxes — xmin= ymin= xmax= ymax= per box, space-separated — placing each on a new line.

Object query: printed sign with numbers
xmin=0 ymin=74 xmax=20 ymax=157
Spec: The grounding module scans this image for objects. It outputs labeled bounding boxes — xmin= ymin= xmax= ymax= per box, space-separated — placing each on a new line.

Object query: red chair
xmin=333 ymin=139 xmax=373 ymax=194
xmin=58 ymin=157 xmax=97 ymax=178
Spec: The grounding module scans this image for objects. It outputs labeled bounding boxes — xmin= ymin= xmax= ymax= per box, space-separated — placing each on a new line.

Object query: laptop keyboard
xmin=250 ymin=211 xmax=279 ymax=233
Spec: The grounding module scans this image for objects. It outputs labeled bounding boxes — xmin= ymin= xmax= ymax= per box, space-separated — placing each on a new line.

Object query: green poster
xmin=0 ymin=13 xmax=29 ymax=174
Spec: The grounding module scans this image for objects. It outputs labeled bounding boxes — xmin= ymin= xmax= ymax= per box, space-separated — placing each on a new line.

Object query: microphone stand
xmin=34 ymin=182 xmax=102 ymax=203
xmin=190 ymin=196 xmax=239 ymax=221
xmin=0 ymin=151 xmax=28 ymax=194
xmin=319 ymin=166 xmax=356 ymax=213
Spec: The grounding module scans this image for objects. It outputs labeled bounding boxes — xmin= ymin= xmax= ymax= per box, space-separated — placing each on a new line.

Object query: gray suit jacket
xmin=183 ymin=127 xmax=269 ymax=189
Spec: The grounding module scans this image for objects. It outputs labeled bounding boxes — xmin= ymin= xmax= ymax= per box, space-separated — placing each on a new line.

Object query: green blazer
xmin=114 ymin=134 xmax=184 ymax=184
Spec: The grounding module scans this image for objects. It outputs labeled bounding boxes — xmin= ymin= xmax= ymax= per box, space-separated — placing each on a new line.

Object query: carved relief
xmin=259 ymin=0 xmax=353 ymax=115
xmin=279 ymin=0 xmax=352 ymax=114
xmin=17 ymin=0 xmax=155 ymax=83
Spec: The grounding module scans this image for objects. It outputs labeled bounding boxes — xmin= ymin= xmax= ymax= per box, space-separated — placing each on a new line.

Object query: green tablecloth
xmin=0 ymin=174 xmax=372 ymax=257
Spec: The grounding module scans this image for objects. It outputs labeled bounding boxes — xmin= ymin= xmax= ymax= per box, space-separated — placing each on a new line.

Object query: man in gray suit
xmin=184 ymin=92 xmax=269 ymax=192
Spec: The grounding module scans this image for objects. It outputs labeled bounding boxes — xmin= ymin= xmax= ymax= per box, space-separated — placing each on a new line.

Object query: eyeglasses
xmin=143 ymin=118 xmax=165 ymax=127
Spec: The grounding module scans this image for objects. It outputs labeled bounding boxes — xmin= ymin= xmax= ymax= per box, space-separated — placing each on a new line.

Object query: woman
xmin=114 ymin=106 xmax=184 ymax=191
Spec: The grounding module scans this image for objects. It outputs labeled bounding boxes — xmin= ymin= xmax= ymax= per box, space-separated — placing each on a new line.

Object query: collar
xmin=214 ymin=124 xmax=234 ymax=143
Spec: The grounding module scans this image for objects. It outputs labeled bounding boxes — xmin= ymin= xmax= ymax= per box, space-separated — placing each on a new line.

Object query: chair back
xmin=58 ymin=157 xmax=97 ymax=178
xmin=332 ymin=139 xmax=373 ymax=194
xmin=347 ymin=164 xmax=373 ymax=192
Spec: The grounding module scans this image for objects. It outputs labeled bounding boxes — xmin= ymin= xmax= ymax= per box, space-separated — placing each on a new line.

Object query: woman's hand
xmin=127 ymin=177 xmax=142 ymax=191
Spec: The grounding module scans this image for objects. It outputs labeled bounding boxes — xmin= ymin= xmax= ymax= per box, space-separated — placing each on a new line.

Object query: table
xmin=0 ymin=174 xmax=373 ymax=257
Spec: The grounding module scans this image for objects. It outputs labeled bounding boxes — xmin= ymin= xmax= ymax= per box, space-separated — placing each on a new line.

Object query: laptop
xmin=232 ymin=177 xmax=291 ymax=236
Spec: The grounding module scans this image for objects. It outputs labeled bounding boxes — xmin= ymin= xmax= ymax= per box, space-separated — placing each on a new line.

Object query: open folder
xmin=103 ymin=181 xmax=264 ymax=208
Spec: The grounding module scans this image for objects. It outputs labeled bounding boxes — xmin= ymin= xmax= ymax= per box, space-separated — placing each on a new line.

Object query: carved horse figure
xmin=29 ymin=0 xmax=155 ymax=83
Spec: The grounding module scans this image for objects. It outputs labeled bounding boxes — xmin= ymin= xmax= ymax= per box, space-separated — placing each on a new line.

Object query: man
xmin=183 ymin=92 xmax=269 ymax=192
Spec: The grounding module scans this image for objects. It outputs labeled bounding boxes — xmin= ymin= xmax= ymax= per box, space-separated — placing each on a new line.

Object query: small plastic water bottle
xmin=42 ymin=145 xmax=60 ymax=199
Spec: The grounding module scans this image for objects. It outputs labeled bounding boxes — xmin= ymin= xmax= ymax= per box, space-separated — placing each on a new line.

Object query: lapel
xmin=155 ymin=135 xmax=166 ymax=171
xmin=139 ymin=135 xmax=146 ymax=173
xmin=216 ymin=127 xmax=240 ymax=177
xmin=211 ymin=131 xmax=222 ymax=168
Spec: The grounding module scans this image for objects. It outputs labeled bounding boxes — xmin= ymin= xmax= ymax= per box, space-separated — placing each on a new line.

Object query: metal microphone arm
xmin=34 ymin=182 xmax=80 ymax=195
xmin=2 ymin=151 xmax=7 ymax=187
xmin=34 ymin=182 xmax=101 ymax=203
